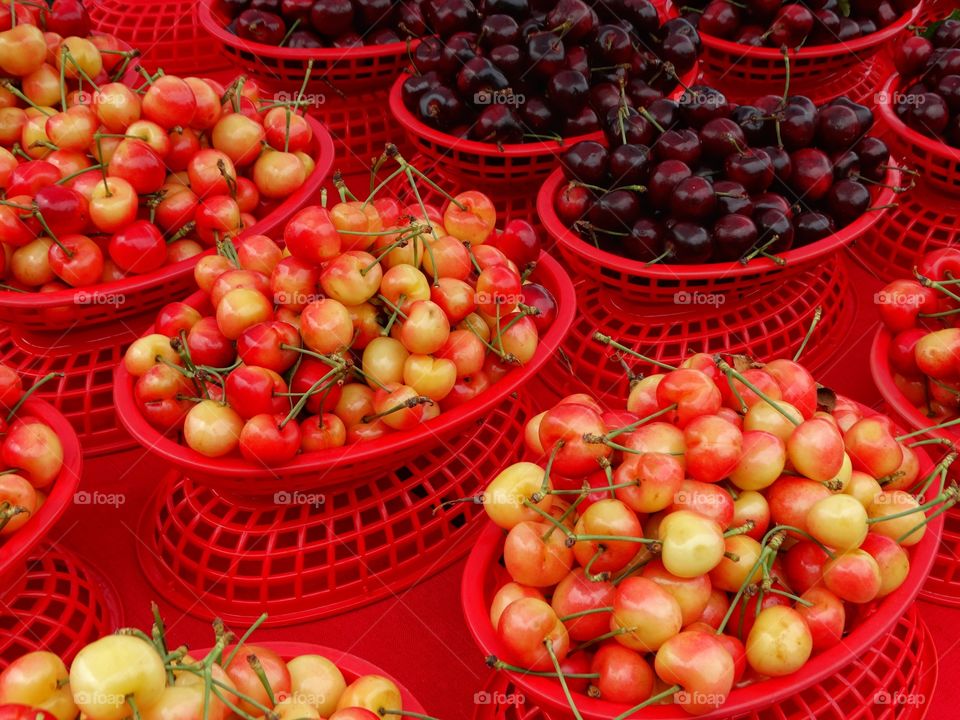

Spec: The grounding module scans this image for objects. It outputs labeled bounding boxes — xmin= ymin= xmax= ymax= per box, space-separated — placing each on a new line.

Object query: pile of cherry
xmin=0 ymin=2 xmax=317 ymax=291
xmin=399 ymin=0 xmax=698 ymax=142
xmin=123 ymin=168 xmax=557 ymax=465
xmin=554 ymin=85 xmax=894 ymax=264
xmin=216 ymin=0 xmax=423 ymax=48
xmin=679 ymin=0 xmax=920 ymax=47
xmin=478 ymin=352 xmax=952 ymax=715
xmin=878 ymin=247 xmax=960 ymax=429
xmin=891 ymin=11 xmax=960 ymax=147
xmin=0 ymin=611 xmax=418 ymax=720
xmin=0 ymin=366 xmax=64 ymax=541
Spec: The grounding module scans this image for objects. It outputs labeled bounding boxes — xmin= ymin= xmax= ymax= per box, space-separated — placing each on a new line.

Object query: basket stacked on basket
xmin=112 ymin=163 xmax=576 ymax=625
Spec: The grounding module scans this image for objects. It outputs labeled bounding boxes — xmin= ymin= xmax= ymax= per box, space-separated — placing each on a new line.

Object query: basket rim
xmin=461 ymin=398 xmax=944 ymax=719
xmin=0 ymin=397 xmax=83 ymax=582
xmin=191 ymin=641 xmax=424 ymax=712
xmin=870 ymin=327 xmax=960 ymax=441
xmin=876 ymin=71 xmax=960 ymax=168
xmin=687 ymin=2 xmax=920 ymax=61
xmin=537 ymin=164 xmax=899 ymax=282
xmin=197 ymin=0 xmax=419 ymax=63
xmin=388 ymin=57 xmax=700 ymax=161
xmin=112 ymin=252 xmax=575 ymax=483
xmin=0 ymin=116 xmax=335 ymax=313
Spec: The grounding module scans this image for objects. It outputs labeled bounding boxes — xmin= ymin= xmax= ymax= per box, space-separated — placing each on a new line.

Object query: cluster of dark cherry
xmin=554 ymin=85 xmax=895 ymax=265
xmin=891 ymin=11 xmax=960 ymax=147
xmin=680 ymin=0 xmax=919 ymax=48
xmin=399 ymin=0 xmax=699 ymax=142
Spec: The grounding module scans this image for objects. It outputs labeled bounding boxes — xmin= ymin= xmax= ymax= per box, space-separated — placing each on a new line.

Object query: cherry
xmin=714 ymin=214 xmax=758 ymax=260
xmin=648 ymin=160 xmax=693 ymax=210
xmin=497 ymin=598 xmax=569 ymax=671
xmin=725 ymin=148 xmax=774 ymax=194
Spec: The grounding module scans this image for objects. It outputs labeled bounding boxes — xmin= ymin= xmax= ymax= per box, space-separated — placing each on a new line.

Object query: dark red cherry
xmin=609 ymin=144 xmax=652 ymax=185
xmin=670 ymin=176 xmax=717 ymax=222
xmin=789 ymin=148 xmax=834 ymax=201
xmin=654 ymin=129 xmax=702 ymax=165
xmin=561 ymin=141 xmax=609 ymax=184
xmin=479 ymin=14 xmax=521 ymax=48
xmin=588 ymin=190 xmax=640 ymax=231
xmin=700 ymin=118 xmax=746 ymax=159
xmin=754 ymin=208 xmax=794 ymax=253
xmin=556 ymin=183 xmax=591 ymax=225
xmin=714 ymin=180 xmax=753 ymax=216
xmin=309 ymin=0 xmax=352 ymax=37
xmin=236 ymin=9 xmax=286 ymax=44
xmin=546 ymin=70 xmax=590 ymax=114
xmin=648 ymin=159 xmax=693 ymax=210
xmin=714 ymin=214 xmax=758 ymax=261
xmin=794 ymin=211 xmax=835 ymax=245
xmin=624 ymin=217 xmax=667 ymax=262
xmin=665 ymin=222 xmax=713 ymax=264
xmin=827 ymin=179 xmax=871 ymax=227
xmin=725 ymin=148 xmax=775 ymax=194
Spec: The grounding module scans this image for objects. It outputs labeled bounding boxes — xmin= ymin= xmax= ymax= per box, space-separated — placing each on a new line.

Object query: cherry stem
xmin=717 ymin=532 xmax=785 ymax=634
xmin=611 ymin=552 xmax=656 ymax=586
xmin=5 ymin=372 xmax=62 ymax=423
xmin=867 ymin=486 xmax=958 ymax=525
xmin=566 ymin=534 xmax=658 ymax=547
xmin=0 ymin=81 xmax=52 ymax=115
xmin=612 ymin=684 xmax=682 ymax=719
xmin=361 ymin=395 xmax=433 ymax=424
xmin=896 ymin=494 xmax=958 ymax=543
xmin=768 ymin=523 xmax=836 ymax=558
xmin=378 ymin=711 xmax=440 ymax=720
xmin=222 ymin=612 xmax=268 ymax=667
xmin=279 ymin=17 xmax=302 ymax=47
xmin=593 ymin=333 xmax=677 ymax=371
xmin=557 ymin=607 xmax=613 ymax=623
xmin=55 ymin=163 xmax=105 ymax=186
xmin=792 ymin=306 xmax=822 ymax=362
xmin=279 ymin=344 xmax=345 ymax=370
xmin=542 ymin=488 xmax=586 ymax=542
xmin=897 ymin=416 xmax=960 ymax=441
xmin=908 ymin=437 xmax=954 ymax=448
xmin=0 ymin=505 xmax=28 ymax=533
xmin=716 ymin=357 xmax=800 ymax=426
xmin=605 ymin=403 xmax=679 ymax=440
xmin=724 ymin=520 xmax=755 ymax=537
xmin=644 ymin=248 xmax=671 ymax=266
xmin=535 ymin=441 xmax=564 ymax=500
xmin=247 ymin=656 xmax=277 ymax=706
xmin=544 ymin=639 xmax=585 ymax=720
xmin=583 ymin=546 xmax=610 ymax=582
xmin=523 ymin=497 xmax=574 ymax=539
xmin=280 ymin=367 xmax=342 ymax=428
xmin=916 ymin=271 xmax=960 ymax=305
xmin=126 ymin=695 xmax=142 ymax=720
xmin=62 ymin=47 xmax=100 ymax=91
xmin=913 ymin=452 xmax=956 ymax=500
xmin=488 ymin=656 xmax=599 ymax=679
xmin=31 ymin=208 xmax=74 ymax=257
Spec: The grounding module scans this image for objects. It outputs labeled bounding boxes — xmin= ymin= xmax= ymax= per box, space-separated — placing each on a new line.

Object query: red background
xmin=43 ymin=257 xmax=960 ymax=719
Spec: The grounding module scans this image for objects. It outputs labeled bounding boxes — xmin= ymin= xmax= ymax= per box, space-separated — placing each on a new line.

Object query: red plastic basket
xmin=544 ymin=258 xmax=856 ymax=405
xmin=920 ymin=0 xmax=955 ymax=24
xmin=88 ymin=0 xmax=230 ymax=76
xmin=114 ymin=253 xmax=574 ymax=491
xmin=0 ymin=544 xmax=122 ymax=669
xmin=137 ymin=396 xmax=529 ymax=626
xmin=388 ymin=61 xmax=700 ymax=187
xmin=871 ymin=328 xmax=960 ymax=607
xmin=197 ymin=0 xmax=414 ymax=94
xmin=462 ymin=424 xmax=942 ymax=720
xmin=0 ymin=323 xmax=147 ymax=456
xmin=193 ymin=642 xmax=425 ymax=713
xmin=0 ymin=397 xmax=83 ymax=578
xmin=470 ymin=604 xmax=937 ymax=720
xmin=849 ymin=185 xmax=960 ymax=283
xmin=688 ymin=2 xmax=920 ymax=104
xmin=538 ymin=168 xmax=897 ymax=303
xmin=0 ymin=117 xmax=334 ymax=333
xmin=877 ymin=72 xmax=960 ymax=197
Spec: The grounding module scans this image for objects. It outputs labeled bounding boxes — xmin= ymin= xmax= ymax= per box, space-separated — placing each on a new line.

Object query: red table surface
xmin=28 ymin=251 xmax=960 ymax=719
